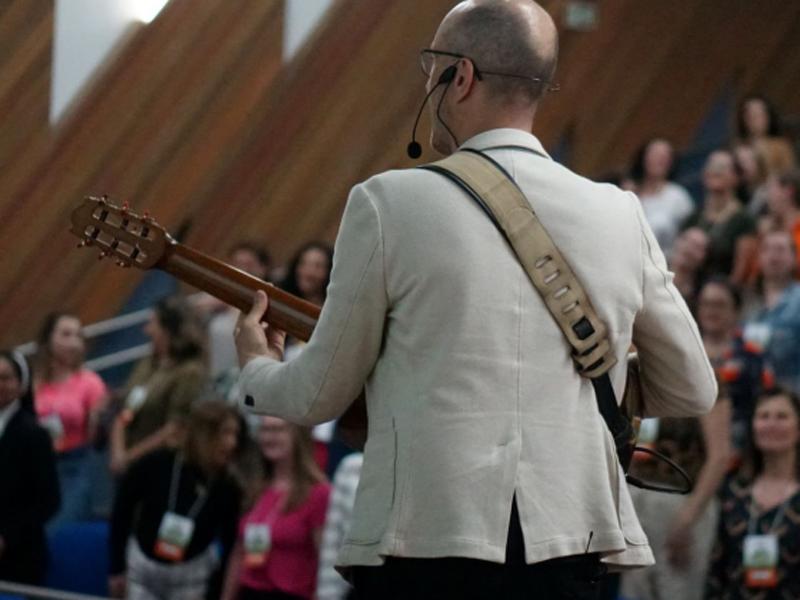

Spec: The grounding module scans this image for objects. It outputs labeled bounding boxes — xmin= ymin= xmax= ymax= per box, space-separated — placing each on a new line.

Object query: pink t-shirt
xmin=35 ymin=369 xmax=107 ymax=453
xmin=239 ymin=482 xmax=331 ymax=599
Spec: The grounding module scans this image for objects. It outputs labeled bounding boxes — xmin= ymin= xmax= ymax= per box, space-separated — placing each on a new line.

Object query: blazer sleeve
xmin=629 ymin=193 xmax=717 ymax=417
xmin=240 ymin=183 xmax=388 ymax=425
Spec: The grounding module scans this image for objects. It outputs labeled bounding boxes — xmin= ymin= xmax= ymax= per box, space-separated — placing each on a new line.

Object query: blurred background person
xmin=0 ymin=350 xmax=60 ymax=585
xmin=698 ymin=277 xmax=773 ymax=466
xmin=670 ymin=227 xmax=711 ymax=312
xmin=110 ymin=296 xmax=207 ymax=475
xmin=33 ymin=312 xmax=108 ymax=527
xmin=763 ymin=170 xmax=800 ymax=267
xmin=108 ymin=400 xmax=242 ymax=600
xmin=733 ymin=142 xmax=770 ymax=217
xmin=280 ymin=242 xmax=333 ymax=317
xmin=194 ymin=241 xmax=272 ymax=384
xmin=684 ymin=149 xmax=757 ymax=285
xmin=621 ymin=386 xmax=731 ymax=600
xmin=705 ymin=388 xmax=800 ymax=599
xmin=316 ymin=451 xmax=363 ymax=600
xmin=279 ymin=242 xmax=336 ymax=471
xmin=222 ymin=417 xmax=329 ymax=600
xmin=629 ymin=137 xmax=694 ymax=257
xmin=744 ymin=230 xmax=800 ymax=394
xmin=735 ymin=95 xmax=797 ymax=178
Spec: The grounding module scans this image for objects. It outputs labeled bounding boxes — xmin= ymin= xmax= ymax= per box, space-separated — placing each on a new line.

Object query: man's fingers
xmin=247 ymin=290 xmax=269 ymax=323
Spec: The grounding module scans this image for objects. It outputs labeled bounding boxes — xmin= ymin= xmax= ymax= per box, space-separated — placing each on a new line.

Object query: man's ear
xmin=452 ymin=58 xmax=478 ymax=103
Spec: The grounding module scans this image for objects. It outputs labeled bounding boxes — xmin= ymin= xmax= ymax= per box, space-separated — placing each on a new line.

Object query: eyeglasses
xmin=419 ymin=48 xmax=559 ymax=92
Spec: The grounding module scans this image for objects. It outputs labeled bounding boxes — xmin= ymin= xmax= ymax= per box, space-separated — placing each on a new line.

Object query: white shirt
xmin=0 ymin=399 xmax=20 ymax=440
xmin=639 ymin=181 xmax=694 ymax=258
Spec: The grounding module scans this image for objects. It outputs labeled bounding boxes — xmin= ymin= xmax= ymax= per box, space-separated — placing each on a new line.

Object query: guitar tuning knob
xmin=77 ymin=241 xmax=86 ymax=248
xmin=98 ymin=251 xmax=108 ymax=260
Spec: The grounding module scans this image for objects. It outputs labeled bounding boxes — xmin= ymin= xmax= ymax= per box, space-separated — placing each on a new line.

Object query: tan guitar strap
xmin=421 ymin=148 xmax=694 ymax=494
xmin=424 ymin=149 xmax=617 ymax=378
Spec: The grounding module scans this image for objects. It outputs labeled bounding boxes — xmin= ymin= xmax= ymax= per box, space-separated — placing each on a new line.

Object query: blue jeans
xmin=48 ymin=447 xmax=92 ymax=531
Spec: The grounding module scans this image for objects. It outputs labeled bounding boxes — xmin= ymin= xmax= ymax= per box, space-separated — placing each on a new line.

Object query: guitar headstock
xmin=70 ymin=196 xmax=173 ymax=269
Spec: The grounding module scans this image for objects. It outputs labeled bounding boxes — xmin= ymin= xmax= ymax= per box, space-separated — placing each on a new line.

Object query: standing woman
xmin=110 ymin=296 xmax=207 ymax=475
xmin=108 ymin=400 xmax=243 ymax=600
xmin=683 ymin=149 xmax=757 ymax=285
xmin=34 ymin=312 xmax=108 ymax=526
xmin=706 ymin=389 xmax=800 ymax=599
xmin=0 ymin=350 xmax=60 ymax=584
xmin=630 ymin=137 xmax=695 ymax=257
xmin=222 ymin=417 xmax=330 ymax=600
xmin=735 ymin=95 xmax=797 ymax=178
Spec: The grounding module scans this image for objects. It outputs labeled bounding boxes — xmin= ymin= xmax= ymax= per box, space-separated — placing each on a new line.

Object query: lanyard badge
xmin=244 ymin=524 xmax=272 ymax=567
xmin=153 ymin=456 xmax=209 ymax=562
xmin=155 ymin=512 xmax=196 ymax=561
xmin=743 ymin=534 xmax=779 ymax=588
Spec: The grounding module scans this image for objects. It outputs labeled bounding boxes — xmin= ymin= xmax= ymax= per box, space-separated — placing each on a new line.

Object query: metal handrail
xmin=12 ymin=293 xmax=211 ymax=372
xmin=0 ymin=580 xmax=110 ymax=600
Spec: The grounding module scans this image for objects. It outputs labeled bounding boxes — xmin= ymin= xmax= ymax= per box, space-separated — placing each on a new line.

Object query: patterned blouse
xmin=705 ymin=476 xmax=800 ymax=599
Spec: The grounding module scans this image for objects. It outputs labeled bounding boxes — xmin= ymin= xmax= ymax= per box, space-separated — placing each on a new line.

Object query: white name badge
xmin=244 ymin=524 xmax=271 ymax=567
xmin=743 ymin=323 xmax=772 ymax=351
xmin=743 ymin=534 xmax=779 ymax=588
xmin=154 ymin=512 xmax=195 ymax=562
xmin=637 ymin=418 xmax=660 ymax=445
xmin=40 ymin=413 xmax=65 ymax=443
xmin=125 ymin=385 xmax=149 ymax=412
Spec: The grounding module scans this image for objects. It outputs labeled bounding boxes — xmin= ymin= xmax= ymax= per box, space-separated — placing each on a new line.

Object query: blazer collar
xmin=459 ymin=128 xmax=550 ymax=159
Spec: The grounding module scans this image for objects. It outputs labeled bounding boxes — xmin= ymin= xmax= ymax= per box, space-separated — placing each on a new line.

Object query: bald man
xmin=235 ymin=1 xmax=716 ymax=598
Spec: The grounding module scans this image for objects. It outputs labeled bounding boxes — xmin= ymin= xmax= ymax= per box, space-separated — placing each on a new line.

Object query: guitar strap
xmin=420 ymin=148 xmax=690 ymax=493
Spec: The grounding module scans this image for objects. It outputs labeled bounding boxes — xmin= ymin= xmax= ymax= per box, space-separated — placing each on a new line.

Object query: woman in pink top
xmin=222 ymin=416 xmax=330 ymax=600
xmin=34 ymin=312 xmax=108 ymax=526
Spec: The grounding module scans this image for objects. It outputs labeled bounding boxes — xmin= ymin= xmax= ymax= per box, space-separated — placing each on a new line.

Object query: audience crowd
xmin=0 ymin=95 xmax=798 ymax=600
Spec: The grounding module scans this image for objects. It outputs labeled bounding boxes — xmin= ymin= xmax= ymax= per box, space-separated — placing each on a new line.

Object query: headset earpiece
xmin=438 ymin=65 xmax=457 ymax=85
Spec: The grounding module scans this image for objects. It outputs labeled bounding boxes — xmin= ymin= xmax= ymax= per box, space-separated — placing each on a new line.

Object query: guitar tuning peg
xmin=143 ymin=210 xmax=151 ymax=221
xmin=98 ymin=251 xmax=108 ymax=260
xmin=116 ymin=260 xmax=126 ymax=268
xmin=77 ymin=241 xmax=86 ymax=249
xmin=121 ymin=201 xmax=130 ymax=213
xmin=84 ymin=239 xmax=93 ymax=247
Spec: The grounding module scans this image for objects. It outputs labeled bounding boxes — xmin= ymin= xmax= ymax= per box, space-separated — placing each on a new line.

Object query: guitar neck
xmin=163 ymin=243 xmax=320 ymax=342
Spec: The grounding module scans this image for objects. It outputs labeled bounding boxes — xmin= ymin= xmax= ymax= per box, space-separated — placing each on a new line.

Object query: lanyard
xmin=747 ymin=483 xmax=797 ymax=536
xmin=167 ymin=455 xmax=210 ymax=521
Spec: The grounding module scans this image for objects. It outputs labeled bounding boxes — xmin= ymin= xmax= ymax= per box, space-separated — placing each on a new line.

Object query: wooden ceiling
xmin=1 ymin=0 xmax=799 ymax=348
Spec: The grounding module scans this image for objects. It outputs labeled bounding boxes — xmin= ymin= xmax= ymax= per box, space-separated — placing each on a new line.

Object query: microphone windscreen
xmin=407 ymin=141 xmax=422 ymax=159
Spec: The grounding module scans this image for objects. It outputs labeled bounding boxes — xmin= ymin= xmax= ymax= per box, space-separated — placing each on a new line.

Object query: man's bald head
xmin=436 ymin=0 xmax=558 ymax=105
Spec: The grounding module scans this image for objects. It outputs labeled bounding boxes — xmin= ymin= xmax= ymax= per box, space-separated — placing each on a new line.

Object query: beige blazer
xmin=240 ymin=128 xmax=717 ymax=569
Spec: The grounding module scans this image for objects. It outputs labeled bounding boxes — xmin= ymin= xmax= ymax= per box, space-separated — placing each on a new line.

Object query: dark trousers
xmin=352 ymin=500 xmax=607 ymax=600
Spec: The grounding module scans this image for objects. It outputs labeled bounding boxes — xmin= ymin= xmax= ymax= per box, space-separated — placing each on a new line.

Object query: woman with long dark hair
xmin=110 ymin=296 xmax=207 ymax=475
xmin=706 ymin=388 xmax=800 ymax=598
xmin=34 ymin=312 xmax=108 ymax=525
xmin=629 ymin=137 xmax=694 ymax=257
xmin=280 ymin=242 xmax=333 ymax=307
xmin=735 ymin=95 xmax=797 ymax=178
xmin=221 ymin=417 xmax=330 ymax=600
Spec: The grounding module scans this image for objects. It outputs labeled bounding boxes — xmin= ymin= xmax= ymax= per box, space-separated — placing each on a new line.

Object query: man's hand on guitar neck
xmin=235 ymin=289 xmax=287 ymax=368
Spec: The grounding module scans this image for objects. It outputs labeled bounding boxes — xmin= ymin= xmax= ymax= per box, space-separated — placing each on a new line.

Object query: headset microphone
xmin=407 ymin=65 xmax=457 ymax=160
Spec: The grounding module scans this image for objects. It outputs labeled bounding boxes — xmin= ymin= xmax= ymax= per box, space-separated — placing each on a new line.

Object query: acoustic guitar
xmin=69 ymin=196 xmax=367 ymax=439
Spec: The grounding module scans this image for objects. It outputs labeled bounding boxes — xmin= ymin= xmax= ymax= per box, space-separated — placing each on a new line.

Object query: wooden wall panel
xmin=1 ymin=0 xmax=799 ymax=349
